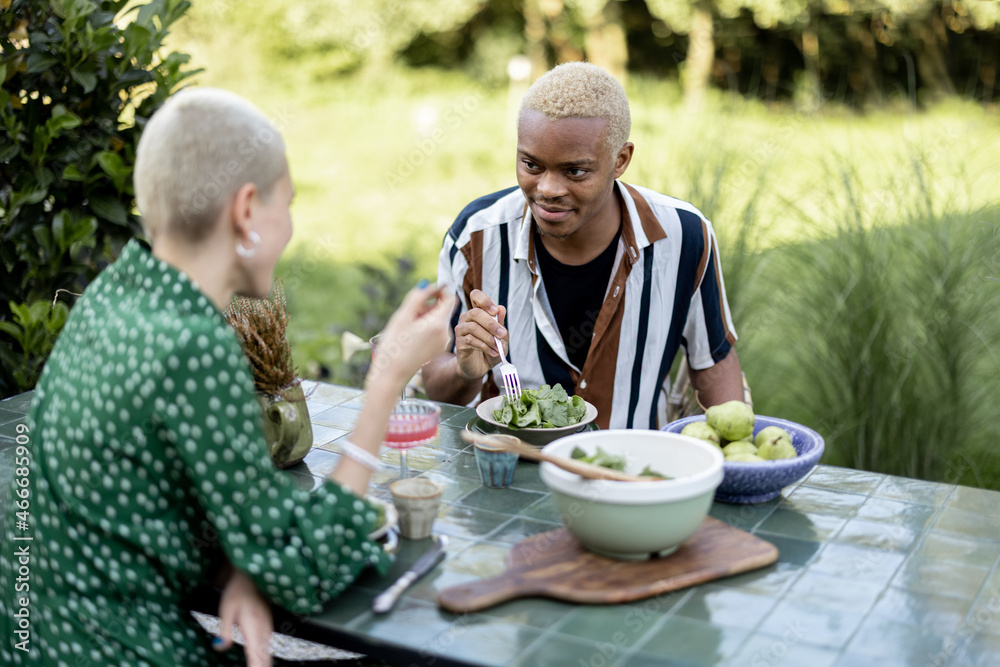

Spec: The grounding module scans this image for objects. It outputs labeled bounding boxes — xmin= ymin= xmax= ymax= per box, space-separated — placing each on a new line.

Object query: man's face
xmin=516 ymin=109 xmax=630 ymax=242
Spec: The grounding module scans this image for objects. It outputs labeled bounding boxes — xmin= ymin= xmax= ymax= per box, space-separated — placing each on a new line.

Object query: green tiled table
xmin=3 ymin=382 xmax=1000 ymax=666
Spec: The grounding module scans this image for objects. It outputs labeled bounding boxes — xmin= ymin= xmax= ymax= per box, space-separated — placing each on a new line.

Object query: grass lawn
xmin=168 ymin=23 xmax=1000 ymax=487
xmin=170 ymin=21 xmax=999 ymax=268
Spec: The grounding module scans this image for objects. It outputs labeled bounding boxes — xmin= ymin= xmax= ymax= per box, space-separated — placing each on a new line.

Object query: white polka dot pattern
xmin=0 ymin=240 xmax=391 ymax=666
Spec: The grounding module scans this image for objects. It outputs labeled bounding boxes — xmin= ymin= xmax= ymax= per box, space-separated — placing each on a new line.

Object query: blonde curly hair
xmin=518 ymin=62 xmax=631 ymax=154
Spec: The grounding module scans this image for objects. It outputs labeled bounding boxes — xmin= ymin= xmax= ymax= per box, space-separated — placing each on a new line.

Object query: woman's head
xmin=135 ymin=88 xmax=294 ymax=301
xmin=134 ymin=87 xmax=287 ymax=243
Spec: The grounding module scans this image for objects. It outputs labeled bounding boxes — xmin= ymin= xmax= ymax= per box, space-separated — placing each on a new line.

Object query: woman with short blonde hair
xmin=0 ymin=88 xmax=455 ymax=667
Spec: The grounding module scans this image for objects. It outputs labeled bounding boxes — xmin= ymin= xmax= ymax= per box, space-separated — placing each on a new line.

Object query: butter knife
xmin=372 ymin=535 xmax=448 ymax=614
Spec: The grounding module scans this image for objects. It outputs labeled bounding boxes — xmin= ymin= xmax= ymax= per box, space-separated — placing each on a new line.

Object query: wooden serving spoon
xmin=460 ymin=431 xmax=663 ymax=482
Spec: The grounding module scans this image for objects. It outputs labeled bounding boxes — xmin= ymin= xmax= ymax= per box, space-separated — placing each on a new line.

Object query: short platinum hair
xmin=518 ymin=62 xmax=631 ymax=154
xmin=134 ymin=87 xmax=286 ymax=241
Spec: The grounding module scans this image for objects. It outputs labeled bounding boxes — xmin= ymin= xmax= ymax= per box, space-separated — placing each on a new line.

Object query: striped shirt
xmin=437 ymin=181 xmax=737 ymax=430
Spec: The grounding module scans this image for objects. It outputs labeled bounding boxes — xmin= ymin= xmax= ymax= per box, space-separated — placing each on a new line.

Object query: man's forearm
xmin=689 ymin=348 xmax=745 ymax=408
xmin=422 ymin=353 xmax=485 ymax=406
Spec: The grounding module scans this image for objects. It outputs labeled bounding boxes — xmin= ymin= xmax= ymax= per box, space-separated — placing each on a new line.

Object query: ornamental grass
xmin=225 ymin=280 xmax=303 ymax=401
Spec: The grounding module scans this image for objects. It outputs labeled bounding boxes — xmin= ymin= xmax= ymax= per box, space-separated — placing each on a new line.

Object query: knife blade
xmin=372 ymin=535 xmax=448 ymax=614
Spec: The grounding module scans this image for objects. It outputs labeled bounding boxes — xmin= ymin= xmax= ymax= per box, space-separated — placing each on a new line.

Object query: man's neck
xmin=537 ymin=185 xmax=622 ymax=266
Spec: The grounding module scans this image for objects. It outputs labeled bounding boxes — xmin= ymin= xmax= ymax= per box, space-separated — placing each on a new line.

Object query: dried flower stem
xmin=224 ymin=280 xmax=302 ymax=400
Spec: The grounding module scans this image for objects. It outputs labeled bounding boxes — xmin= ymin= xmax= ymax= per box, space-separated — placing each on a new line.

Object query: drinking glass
xmin=370 ymin=333 xmax=407 ymax=400
xmin=384 ymin=399 xmax=440 ymax=479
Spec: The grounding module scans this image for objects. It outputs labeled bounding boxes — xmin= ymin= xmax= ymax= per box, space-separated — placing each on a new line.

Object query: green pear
xmin=725 ymin=452 xmax=766 ymax=463
xmin=681 ymin=421 xmax=722 ymax=446
xmin=705 ymin=400 xmax=755 ymax=441
xmin=722 ymin=441 xmax=758 ymax=457
xmin=754 ymin=426 xmax=793 ymax=450
xmin=758 ymin=439 xmax=798 ymax=460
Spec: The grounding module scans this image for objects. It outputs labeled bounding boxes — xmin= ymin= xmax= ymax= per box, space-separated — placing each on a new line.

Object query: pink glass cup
xmin=384 ymin=399 xmax=440 ymax=478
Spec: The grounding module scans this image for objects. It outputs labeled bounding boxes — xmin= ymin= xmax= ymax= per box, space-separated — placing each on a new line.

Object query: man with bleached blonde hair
xmin=424 ymin=62 xmax=745 ymax=429
xmin=519 ymin=60 xmax=631 ymax=154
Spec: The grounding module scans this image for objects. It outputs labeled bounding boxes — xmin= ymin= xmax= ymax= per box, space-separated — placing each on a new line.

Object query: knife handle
xmin=372 ymin=571 xmax=417 ymax=614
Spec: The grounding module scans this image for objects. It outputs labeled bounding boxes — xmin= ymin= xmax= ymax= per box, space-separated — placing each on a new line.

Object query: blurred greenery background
xmin=3 ymin=0 xmax=1000 ymax=487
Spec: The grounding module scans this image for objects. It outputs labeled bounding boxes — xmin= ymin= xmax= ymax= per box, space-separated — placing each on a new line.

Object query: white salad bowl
xmin=540 ymin=430 xmax=724 ymax=560
xmin=474 ymin=395 xmax=599 ymax=447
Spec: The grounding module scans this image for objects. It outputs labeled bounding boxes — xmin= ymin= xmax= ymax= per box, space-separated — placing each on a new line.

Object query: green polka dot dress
xmin=0 ymin=240 xmax=391 ymax=665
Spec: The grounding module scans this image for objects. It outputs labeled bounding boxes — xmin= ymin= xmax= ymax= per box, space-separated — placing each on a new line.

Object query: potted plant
xmin=225 ymin=281 xmax=312 ymax=468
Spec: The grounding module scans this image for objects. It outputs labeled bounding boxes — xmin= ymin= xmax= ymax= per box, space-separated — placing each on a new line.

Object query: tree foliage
xmin=178 ymin=0 xmax=998 ymax=106
xmin=194 ymin=0 xmax=485 ymax=75
xmin=0 ymin=0 xmax=198 ymax=397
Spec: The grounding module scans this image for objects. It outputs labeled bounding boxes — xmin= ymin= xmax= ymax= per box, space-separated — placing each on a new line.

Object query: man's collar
xmin=513 ymin=180 xmax=663 ymax=271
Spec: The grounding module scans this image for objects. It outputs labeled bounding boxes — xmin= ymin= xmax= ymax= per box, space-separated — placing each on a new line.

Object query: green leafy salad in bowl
xmin=492 ymin=384 xmax=587 ymax=429
xmin=473 ymin=385 xmax=599 ymax=447
xmin=571 ymin=446 xmax=671 ymax=479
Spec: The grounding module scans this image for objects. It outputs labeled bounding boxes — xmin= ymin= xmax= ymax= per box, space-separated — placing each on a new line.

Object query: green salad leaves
xmin=492 ymin=383 xmax=587 ymax=429
xmin=571 ymin=446 xmax=671 ymax=479
xmin=571 ymin=445 xmax=625 ymax=470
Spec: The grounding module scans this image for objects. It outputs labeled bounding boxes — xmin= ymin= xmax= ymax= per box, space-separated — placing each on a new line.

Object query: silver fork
xmin=492 ymin=314 xmax=522 ymax=403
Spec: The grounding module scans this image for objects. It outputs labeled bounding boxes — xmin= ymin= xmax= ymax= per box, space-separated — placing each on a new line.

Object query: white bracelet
xmin=339 ymin=439 xmax=383 ymax=471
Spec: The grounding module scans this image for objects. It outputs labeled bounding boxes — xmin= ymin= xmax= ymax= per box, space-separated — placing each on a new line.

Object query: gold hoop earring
xmin=236 ymin=230 xmax=261 ymax=258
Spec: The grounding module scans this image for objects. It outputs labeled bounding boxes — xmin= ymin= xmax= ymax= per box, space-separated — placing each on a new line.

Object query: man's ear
xmin=230 ymin=182 xmax=258 ymax=241
xmin=614 ymin=142 xmax=634 ymax=179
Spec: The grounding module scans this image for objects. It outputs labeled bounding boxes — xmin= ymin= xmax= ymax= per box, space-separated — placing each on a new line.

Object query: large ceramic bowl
xmin=662 ymin=415 xmax=825 ymax=504
xmin=475 ymin=395 xmax=599 ymax=447
xmin=540 ymin=430 xmax=724 ymax=560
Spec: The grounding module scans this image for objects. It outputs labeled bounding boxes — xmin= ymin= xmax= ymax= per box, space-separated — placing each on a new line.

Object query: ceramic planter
xmin=257 ymin=382 xmax=312 ymax=469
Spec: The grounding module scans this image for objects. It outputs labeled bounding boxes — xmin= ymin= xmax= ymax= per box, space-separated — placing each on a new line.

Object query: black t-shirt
xmin=534 ymin=225 xmax=621 ymax=370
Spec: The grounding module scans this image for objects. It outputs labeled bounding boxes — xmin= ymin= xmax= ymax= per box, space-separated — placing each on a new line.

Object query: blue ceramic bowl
xmin=662 ymin=415 xmax=825 ymax=504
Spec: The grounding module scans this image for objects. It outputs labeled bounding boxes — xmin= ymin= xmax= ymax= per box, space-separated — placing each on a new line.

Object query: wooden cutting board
xmin=438 ymin=517 xmax=778 ymax=613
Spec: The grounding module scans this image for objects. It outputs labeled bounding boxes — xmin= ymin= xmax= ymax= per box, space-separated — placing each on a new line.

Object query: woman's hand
xmin=366 ymin=283 xmax=457 ymax=393
xmin=215 ymin=568 xmax=273 ymax=667
xmin=332 ymin=282 xmax=456 ymax=496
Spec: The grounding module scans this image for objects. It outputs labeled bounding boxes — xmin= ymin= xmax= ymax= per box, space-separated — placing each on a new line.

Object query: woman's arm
xmin=329 ymin=284 xmax=456 ymax=496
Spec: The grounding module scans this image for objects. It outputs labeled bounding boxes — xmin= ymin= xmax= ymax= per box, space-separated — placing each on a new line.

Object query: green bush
xmin=0 ymin=0 xmax=197 ymax=398
xmin=736 ymin=163 xmax=1000 ymax=485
